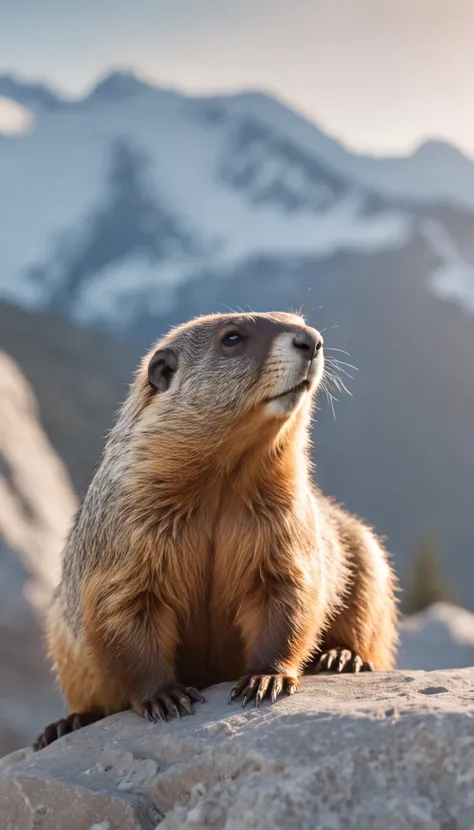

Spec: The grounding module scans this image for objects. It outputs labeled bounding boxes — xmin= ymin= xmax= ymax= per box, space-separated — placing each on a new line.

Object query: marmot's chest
xmin=175 ymin=541 xmax=248 ymax=688
xmin=169 ymin=500 xmax=272 ymax=687
xmin=175 ymin=587 xmax=246 ymax=688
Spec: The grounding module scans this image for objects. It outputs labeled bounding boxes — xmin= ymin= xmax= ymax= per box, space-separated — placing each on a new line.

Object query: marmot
xmin=35 ymin=311 xmax=398 ymax=749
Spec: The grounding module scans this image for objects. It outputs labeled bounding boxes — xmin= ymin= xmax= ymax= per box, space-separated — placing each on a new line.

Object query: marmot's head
xmin=138 ymin=313 xmax=323 ymax=439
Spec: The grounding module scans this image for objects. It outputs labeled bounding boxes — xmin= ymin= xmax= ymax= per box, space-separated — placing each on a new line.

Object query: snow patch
xmin=0 ymin=98 xmax=33 ymax=134
xmin=424 ymin=220 xmax=474 ymax=315
xmin=74 ymin=257 xmax=192 ymax=327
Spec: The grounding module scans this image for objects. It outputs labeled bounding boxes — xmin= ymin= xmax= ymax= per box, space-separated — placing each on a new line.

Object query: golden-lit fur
xmin=47 ymin=604 xmax=128 ymax=715
xmin=38 ymin=311 xmax=397 ymax=747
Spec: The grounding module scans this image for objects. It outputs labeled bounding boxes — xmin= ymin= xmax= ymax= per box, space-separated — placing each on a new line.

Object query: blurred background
xmin=1 ymin=0 xmax=474 ymax=754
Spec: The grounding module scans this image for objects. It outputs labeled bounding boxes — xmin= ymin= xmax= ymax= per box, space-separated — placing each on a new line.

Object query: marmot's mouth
xmin=267 ymin=379 xmax=310 ymax=401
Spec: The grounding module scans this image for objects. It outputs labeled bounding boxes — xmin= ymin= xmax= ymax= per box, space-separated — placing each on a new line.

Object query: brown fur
xmin=39 ymin=311 xmax=397 ymax=745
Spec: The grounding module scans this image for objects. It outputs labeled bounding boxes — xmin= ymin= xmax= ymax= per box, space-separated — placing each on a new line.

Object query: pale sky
xmin=1 ymin=0 xmax=473 ymax=157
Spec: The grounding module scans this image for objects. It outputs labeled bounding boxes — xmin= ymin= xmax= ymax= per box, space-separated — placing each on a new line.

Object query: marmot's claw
xmin=313 ymin=647 xmax=373 ymax=674
xmin=335 ymin=649 xmax=353 ymax=672
xmin=185 ymin=686 xmax=206 ymax=704
xmin=351 ymin=654 xmax=364 ymax=673
xmin=229 ymin=673 xmax=300 ymax=708
xmin=228 ymin=686 xmax=238 ymax=704
xmin=179 ymin=696 xmax=193 ymax=716
xmin=141 ymin=683 xmax=205 ymax=723
xmin=144 ymin=700 xmax=166 ymax=722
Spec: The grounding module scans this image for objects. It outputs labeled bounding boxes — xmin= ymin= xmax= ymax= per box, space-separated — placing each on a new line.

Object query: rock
xmin=3 ymin=671 xmax=474 ymax=829
xmin=0 ymin=352 xmax=77 ymax=754
xmin=399 ymin=602 xmax=474 ymax=671
xmin=0 ymin=351 xmax=77 ymax=613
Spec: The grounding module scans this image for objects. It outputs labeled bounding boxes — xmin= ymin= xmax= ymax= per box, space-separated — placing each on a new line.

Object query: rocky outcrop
xmin=0 ymin=352 xmax=76 ymax=610
xmin=2 ymin=670 xmax=474 ymax=829
xmin=0 ymin=352 xmax=77 ymax=754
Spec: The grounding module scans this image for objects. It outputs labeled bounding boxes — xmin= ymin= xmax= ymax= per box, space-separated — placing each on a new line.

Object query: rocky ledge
xmin=2 ymin=669 xmax=474 ymax=829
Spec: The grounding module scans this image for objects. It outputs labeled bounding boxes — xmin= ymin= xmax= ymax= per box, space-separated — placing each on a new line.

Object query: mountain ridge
xmin=2 ymin=68 xmax=474 ymax=209
xmin=1 ymin=69 xmax=474 ymax=328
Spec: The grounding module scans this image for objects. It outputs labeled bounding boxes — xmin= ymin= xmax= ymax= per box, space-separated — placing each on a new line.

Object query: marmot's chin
xmin=264 ymin=382 xmax=310 ymax=417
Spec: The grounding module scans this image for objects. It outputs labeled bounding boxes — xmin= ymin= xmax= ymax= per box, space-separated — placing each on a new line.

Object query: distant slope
xmin=0 ymin=302 xmax=136 ymax=494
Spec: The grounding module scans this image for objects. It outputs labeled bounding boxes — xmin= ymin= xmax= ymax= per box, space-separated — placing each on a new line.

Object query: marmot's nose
xmin=292 ymin=328 xmax=323 ymax=358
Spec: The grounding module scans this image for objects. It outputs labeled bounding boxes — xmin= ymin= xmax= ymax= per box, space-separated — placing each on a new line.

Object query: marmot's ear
xmin=148 ymin=349 xmax=178 ymax=392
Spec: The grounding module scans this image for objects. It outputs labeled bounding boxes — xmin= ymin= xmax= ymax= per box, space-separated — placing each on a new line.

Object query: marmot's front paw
xmin=228 ymin=673 xmax=300 ymax=707
xmin=33 ymin=711 xmax=103 ymax=751
xmin=136 ymin=684 xmax=205 ymax=723
xmin=313 ymin=647 xmax=373 ymax=674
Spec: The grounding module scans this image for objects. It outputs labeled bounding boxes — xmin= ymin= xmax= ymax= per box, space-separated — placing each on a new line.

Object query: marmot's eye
xmin=222 ymin=330 xmax=245 ymax=347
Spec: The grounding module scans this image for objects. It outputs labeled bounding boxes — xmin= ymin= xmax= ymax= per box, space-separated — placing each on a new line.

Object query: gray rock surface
xmin=2 ymin=670 xmax=474 ymax=829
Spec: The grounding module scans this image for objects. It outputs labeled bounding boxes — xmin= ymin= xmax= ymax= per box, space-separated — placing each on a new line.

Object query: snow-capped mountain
xmin=1 ymin=70 xmax=474 ymax=331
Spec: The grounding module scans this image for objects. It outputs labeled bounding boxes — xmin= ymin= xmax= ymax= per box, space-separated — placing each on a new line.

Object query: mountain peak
xmin=86 ymin=70 xmax=156 ymax=102
xmin=412 ymin=139 xmax=468 ymax=164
